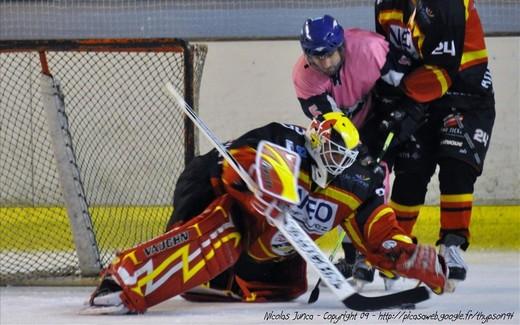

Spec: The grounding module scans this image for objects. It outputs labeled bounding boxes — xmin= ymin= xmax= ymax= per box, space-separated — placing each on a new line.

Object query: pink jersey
xmin=292 ymin=29 xmax=389 ymax=128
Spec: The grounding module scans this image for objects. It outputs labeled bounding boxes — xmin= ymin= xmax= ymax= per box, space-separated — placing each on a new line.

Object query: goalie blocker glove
xmin=377 ymin=236 xmax=447 ymax=295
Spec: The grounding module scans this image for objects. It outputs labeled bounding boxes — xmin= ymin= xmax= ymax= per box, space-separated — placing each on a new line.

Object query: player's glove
xmin=380 ymin=45 xmax=414 ymax=88
xmin=380 ymin=99 xmax=428 ymax=144
xmin=358 ymin=145 xmax=386 ymax=186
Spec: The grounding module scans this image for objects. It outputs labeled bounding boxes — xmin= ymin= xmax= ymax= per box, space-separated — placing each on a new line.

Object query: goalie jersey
xmin=178 ymin=122 xmax=388 ymax=262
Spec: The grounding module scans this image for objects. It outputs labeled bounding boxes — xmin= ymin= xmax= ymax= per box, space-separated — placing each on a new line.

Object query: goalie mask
xmin=305 ymin=112 xmax=360 ymax=188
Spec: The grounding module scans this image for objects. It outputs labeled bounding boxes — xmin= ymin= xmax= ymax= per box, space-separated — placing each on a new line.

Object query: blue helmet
xmin=300 ymin=15 xmax=345 ymax=56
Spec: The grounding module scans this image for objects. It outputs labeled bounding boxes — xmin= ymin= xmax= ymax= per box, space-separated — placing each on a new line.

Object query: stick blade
xmin=342 ymin=286 xmax=430 ymax=311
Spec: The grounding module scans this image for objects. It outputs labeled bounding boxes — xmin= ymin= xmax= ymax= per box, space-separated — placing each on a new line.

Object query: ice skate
xmin=334 ymin=258 xmax=354 ymax=278
xmin=321 ymin=257 xmax=353 ymax=287
xmin=439 ymin=234 xmax=468 ymax=292
xmin=379 ymin=270 xmax=400 ymax=291
xmin=352 ymin=252 xmax=374 ymax=290
xmin=80 ymin=275 xmax=131 ymax=315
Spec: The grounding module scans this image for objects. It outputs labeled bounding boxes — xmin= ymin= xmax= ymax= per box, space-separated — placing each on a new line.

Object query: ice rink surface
xmin=1 ymin=252 xmax=519 ymax=325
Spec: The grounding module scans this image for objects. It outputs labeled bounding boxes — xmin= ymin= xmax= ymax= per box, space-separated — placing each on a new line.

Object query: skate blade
xmin=79 ymin=292 xmax=129 ymax=315
xmin=445 ymin=278 xmax=461 ymax=293
xmin=383 ymin=278 xmax=398 ymax=291
xmin=348 ymin=278 xmax=368 ymax=291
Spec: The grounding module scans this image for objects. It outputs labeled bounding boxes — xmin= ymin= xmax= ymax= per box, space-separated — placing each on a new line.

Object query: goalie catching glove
xmin=223 ymin=164 xmax=290 ymax=221
xmin=223 ymin=140 xmax=301 ymax=221
xmin=249 ymin=191 xmax=288 ymax=220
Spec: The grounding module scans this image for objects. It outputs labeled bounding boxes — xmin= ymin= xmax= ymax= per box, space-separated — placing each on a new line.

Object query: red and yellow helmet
xmin=305 ymin=112 xmax=360 ymax=187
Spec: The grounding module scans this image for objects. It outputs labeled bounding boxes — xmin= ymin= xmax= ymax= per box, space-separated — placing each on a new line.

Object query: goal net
xmin=0 ymin=39 xmax=207 ymax=284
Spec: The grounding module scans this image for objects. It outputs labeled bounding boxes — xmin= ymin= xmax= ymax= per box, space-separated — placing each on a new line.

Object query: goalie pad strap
xmin=108 ymin=194 xmax=242 ymax=313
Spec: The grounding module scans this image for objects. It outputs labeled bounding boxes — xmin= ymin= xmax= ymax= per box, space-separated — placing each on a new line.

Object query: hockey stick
xmin=307 ymin=131 xmax=395 ymax=304
xmin=163 ymin=82 xmax=429 ymax=311
xmin=377 ymin=131 xmax=395 ymax=163
xmin=307 ymin=230 xmax=346 ymax=303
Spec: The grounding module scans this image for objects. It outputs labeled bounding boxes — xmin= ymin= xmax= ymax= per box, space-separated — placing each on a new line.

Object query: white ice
xmin=1 ymin=251 xmax=519 ymax=325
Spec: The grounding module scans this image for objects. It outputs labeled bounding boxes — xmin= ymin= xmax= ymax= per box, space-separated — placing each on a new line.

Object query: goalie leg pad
xmin=103 ymin=194 xmax=242 ymax=313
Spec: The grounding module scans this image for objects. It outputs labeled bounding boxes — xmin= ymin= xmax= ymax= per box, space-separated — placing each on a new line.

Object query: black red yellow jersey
xmin=218 ymin=122 xmax=388 ymax=260
xmin=375 ymin=0 xmax=493 ymax=103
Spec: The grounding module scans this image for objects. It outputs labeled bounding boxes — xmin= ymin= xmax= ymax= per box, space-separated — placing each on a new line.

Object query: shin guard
xmin=105 ymin=194 xmax=242 ymax=313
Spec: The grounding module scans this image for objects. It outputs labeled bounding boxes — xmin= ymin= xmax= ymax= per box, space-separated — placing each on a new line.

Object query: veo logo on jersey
xmin=287 ymin=187 xmax=338 ymax=234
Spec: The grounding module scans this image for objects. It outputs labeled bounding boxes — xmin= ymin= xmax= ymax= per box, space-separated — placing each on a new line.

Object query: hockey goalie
xmin=84 ymin=112 xmax=446 ymax=314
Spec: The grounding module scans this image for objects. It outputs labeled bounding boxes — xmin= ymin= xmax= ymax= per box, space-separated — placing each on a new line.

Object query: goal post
xmin=40 ymin=71 xmax=101 ymax=277
xmin=0 ymin=38 xmax=207 ymax=284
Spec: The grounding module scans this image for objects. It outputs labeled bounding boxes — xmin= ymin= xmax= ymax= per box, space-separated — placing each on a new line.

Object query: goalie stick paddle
xmin=307 ymin=230 xmax=346 ymax=304
xmin=163 ymin=82 xmax=430 ymax=311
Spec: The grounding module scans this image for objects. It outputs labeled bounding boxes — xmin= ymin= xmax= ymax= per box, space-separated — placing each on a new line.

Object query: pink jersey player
xmin=293 ymin=17 xmax=388 ymax=129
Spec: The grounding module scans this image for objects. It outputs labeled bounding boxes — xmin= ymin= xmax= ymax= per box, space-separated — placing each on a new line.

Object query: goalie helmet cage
xmin=0 ymin=38 xmax=207 ymax=285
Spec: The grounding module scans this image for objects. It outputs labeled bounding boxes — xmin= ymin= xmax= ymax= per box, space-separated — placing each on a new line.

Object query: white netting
xmin=0 ymin=40 xmax=207 ymax=284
